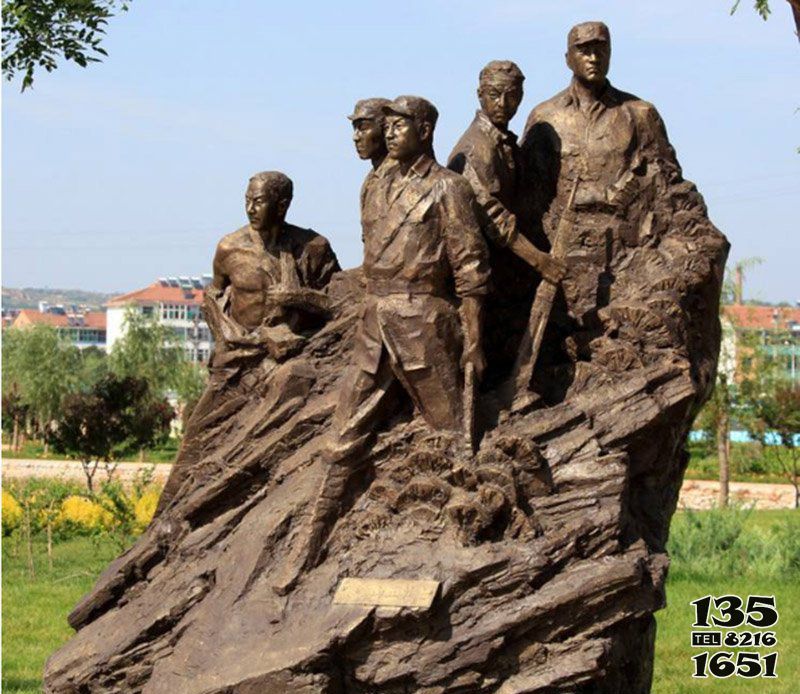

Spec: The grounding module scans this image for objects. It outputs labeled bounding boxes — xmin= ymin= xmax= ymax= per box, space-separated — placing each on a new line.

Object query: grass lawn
xmin=2 ymin=536 xmax=120 ymax=694
xmin=654 ymin=578 xmax=798 ymax=692
xmin=2 ymin=513 xmax=798 ymax=692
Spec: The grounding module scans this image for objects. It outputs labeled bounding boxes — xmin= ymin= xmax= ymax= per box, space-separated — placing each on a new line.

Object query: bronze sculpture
xmin=333 ymin=95 xmax=489 ymax=442
xmin=448 ymin=61 xmax=565 ymax=383
xmin=349 ymin=97 xmax=390 ymax=171
xmin=274 ymin=95 xmax=491 ymax=594
xmin=45 ymin=22 xmax=728 ymax=694
xmin=520 ymin=22 xmax=669 ymax=388
xmin=156 ymin=171 xmax=340 ymax=514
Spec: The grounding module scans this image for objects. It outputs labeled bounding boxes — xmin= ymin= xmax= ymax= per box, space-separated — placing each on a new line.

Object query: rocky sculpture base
xmin=45 ymin=160 xmax=727 ymax=692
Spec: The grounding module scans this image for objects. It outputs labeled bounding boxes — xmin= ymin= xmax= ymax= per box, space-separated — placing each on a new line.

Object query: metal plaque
xmin=333 ymin=578 xmax=440 ymax=609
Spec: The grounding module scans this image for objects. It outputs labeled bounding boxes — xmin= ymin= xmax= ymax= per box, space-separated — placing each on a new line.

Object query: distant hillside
xmin=1 ymin=287 xmax=117 ymax=311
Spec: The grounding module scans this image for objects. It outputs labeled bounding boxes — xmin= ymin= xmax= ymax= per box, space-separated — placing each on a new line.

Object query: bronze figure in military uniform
xmin=274 ymin=97 xmax=490 ymax=594
xmin=449 ymin=61 xmax=565 ymax=377
xmin=157 ymin=172 xmax=339 ymax=515
xmin=336 ymin=95 xmax=490 ymax=447
xmin=349 ymin=97 xmax=391 ymax=246
xmin=521 ymin=22 xmax=662 ymax=350
xmin=349 ymin=97 xmax=390 ymax=171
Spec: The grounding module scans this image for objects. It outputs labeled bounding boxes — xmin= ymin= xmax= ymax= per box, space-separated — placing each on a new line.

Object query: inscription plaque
xmin=333 ymin=578 xmax=440 ymax=609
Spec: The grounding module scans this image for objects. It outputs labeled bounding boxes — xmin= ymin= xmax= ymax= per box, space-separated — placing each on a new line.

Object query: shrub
xmin=56 ymin=495 xmax=112 ymax=535
xmin=2 ymin=489 xmax=23 ymax=535
xmin=668 ymin=506 xmax=800 ymax=581
xmin=134 ymin=490 xmax=160 ymax=532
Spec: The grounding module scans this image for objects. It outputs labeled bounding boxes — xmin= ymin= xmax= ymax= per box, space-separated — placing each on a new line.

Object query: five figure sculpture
xmin=45 ymin=21 xmax=729 ymax=694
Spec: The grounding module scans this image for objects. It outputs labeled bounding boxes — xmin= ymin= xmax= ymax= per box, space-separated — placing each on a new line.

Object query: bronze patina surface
xmin=45 ymin=22 xmax=728 ymax=694
xmin=156 ymin=171 xmax=339 ymax=515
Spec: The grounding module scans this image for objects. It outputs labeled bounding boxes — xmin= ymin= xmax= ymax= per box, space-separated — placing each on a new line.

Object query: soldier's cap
xmin=347 ymin=98 xmax=391 ymax=123
xmin=382 ymin=95 xmax=439 ymax=129
xmin=479 ymin=60 xmax=525 ymax=87
xmin=568 ymin=21 xmax=610 ymax=48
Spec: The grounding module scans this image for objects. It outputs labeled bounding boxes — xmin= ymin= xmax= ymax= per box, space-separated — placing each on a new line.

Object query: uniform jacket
xmin=447 ymin=110 xmax=521 ymax=247
xmin=354 ymin=154 xmax=490 ymax=374
xmin=520 ymin=78 xmax=674 ymax=243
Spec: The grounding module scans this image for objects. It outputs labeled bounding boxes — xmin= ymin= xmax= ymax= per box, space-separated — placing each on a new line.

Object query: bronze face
xmin=385 ymin=114 xmax=429 ymax=162
xmin=352 ymin=118 xmax=384 ymax=161
xmin=478 ymin=81 xmax=523 ymax=130
xmin=245 ymin=179 xmax=288 ymax=233
xmin=566 ymin=39 xmax=610 ymax=87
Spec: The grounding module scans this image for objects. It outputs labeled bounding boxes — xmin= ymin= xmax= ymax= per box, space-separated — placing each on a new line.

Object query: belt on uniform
xmin=365 ymin=278 xmax=446 ymax=297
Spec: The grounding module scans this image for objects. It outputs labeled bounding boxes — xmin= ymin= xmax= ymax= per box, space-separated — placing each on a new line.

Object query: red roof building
xmin=106 ymin=283 xmax=205 ymax=307
xmin=721 ymin=304 xmax=800 ymax=384
xmin=106 ymin=276 xmax=212 ymax=362
xmin=9 ymin=309 xmax=107 ymax=349
xmin=722 ymin=305 xmax=800 ymax=332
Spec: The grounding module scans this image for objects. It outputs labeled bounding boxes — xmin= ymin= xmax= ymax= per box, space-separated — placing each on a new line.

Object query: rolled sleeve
xmin=439 ymin=177 xmax=491 ymax=298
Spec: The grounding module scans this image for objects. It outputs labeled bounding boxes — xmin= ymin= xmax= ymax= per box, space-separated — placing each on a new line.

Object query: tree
xmin=696 ymin=259 xmax=761 ymax=506
xmin=109 ymin=308 xmax=207 ymax=408
xmin=742 ymin=379 xmax=800 ymax=508
xmin=2 ymin=325 xmax=82 ymax=448
xmin=731 ymin=0 xmax=800 ymax=41
xmin=77 ymin=344 xmax=109 ymax=387
xmin=2 ymin=0 xmax=131 ymax=91
xmin=48 ymin=374 xmax=173 ymax=490
xmin=696 ymin=372 xmax=735 ymax=507
xmin=2 ymin=387 xmax=30 ymax=451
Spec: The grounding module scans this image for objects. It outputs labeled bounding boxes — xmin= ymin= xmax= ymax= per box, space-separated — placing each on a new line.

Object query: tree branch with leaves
xmin=2 ymin=0 xmax=131 ymax=91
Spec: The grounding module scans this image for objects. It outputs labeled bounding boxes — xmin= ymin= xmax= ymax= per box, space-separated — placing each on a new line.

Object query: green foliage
xmin=743 ymin=381 xmax=800 ymax=504
xmin=1 ymin=0 xmax=130 ymax=91
xmin=3 ymin=474 xmax=161 ymax=551
xmin=48 ymin=374 xmax=173 ymax=489
xmin=686 ymin=441 xmax=796 ymax=483
xmin=173 ymin=362 xmax=207 ymax=411
xmin=2 ymin=325 xmax=82 ymax=437
xmin=109 ymin=308 xmax=207 ymax=406
xmin=92 ymin=468 xmax=157 ymax=549
xmin=0 ymin=436 xmax=179 ymax=463
xmin=746 ymin=384 xmax=800 ymax=447
xmin=2 ymin=535 xmax=121 ymax=692
xmin=731 ymin=0 xmax=772 ymax=20
xmin=1 ymin=388 xmax=30 ymax=437
xmin=76 ymin=345 xmax=109 ymax=388
xmin=668 ymin=506 xmax=800 ymax=580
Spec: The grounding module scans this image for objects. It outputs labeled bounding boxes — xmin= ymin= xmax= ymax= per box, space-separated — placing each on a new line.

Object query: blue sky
xmin=2 ymin=1 xmax=798 ymax=302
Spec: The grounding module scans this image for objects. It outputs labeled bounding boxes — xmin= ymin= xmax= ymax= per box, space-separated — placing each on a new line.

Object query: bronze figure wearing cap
xmin=349 ymin=97 xmax=390 ymax=171
xmin=349 ymin=97 xmax=392 ymax=241
xmin=273 ymin=95 xmax=491 ymax=595
xmin=520 ymin=21 xmax=672 ymax=349
xmin=342 ymin=94 xmax=490 ymax=438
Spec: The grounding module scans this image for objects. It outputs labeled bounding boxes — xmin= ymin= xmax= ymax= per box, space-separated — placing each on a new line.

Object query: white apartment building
xmin=106 ymin=276 xmax=213 ymax=363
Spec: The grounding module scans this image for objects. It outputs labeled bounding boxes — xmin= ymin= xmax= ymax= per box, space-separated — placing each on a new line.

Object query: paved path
xmin=1 ymin=458 xmax=174 ymax=485
xmin=2 ymin=458 xmax=797 ymax=510
xmin=678 ymin=479 xmax=797 ymax=510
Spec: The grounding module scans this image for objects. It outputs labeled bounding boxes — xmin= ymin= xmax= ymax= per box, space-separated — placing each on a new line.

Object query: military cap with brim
xmin=347 ymin=98 xmax=391 ymax=122
xmin=568 ymin=21 xmax=610 ymax=47
xmin=382 ymin=95 xmax=439 ymax=128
